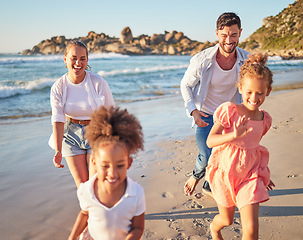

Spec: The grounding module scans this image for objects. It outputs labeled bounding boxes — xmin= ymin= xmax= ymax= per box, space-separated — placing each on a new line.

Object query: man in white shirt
xmin=181 ymin=12 xmax=249 ymax=196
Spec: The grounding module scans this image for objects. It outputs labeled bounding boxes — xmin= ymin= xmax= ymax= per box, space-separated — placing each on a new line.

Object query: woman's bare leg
xmin=65 ymin=154 xmax=89 ymax=188
xmin=86 ymin=153 xmax=96 ymax=179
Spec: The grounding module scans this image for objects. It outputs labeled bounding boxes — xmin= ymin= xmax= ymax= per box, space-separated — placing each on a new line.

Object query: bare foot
xmin=210 ymin=223 xmax=223 ymax=240
xmin=184 ymin=176 xmax=200 ymax=195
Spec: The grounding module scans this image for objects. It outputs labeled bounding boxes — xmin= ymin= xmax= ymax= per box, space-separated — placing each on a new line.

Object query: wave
xmin=268 ymin=56 xmax=303 ymax=66
xmin=0 ymin=55 xmax=63 ymax=65
xmin=98 ymin=64 xmax=188 ymax=77
xmin=0 ymin=52 xmax=129 ymax=66
xmin=89 ymin=52 xmax=130 ymax=60
xmin=0 ymin=78 xmax=54 ymax=98
xmin=0 ymin=111 xmax=51 ymax=121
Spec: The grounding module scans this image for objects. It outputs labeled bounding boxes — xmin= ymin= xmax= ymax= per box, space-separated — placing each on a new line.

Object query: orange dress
xmin=206 ymin=102 xmax=272 ymax=209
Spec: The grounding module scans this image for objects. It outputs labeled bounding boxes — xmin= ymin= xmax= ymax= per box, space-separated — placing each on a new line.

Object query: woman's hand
xmin=53 ymin=151 xmax=64 ymax=168
xmin=233 ymin=115 xmax=253 ymax=139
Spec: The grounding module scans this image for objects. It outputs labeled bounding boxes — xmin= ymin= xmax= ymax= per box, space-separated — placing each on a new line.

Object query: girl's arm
xmin=207 ymin=115 xmax=252 ymax=148
xmin=206 ymin=122 xmax=233 ymax=148
xmin=52 ymin=122 xmax=64 ymax=168
xmin=126 ymin=213 xmax=145 ymax=240
xmin=68 ymin=210 xmax=89 ymax=240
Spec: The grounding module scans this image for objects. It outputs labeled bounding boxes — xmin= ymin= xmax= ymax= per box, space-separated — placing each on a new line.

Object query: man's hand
xmin=192 ymin=109 xmax=209 ymax=128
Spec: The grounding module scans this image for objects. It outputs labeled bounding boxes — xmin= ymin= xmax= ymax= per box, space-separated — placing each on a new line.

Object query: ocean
xmin=0 ymin=53 xmax=303 ymax=124
xmin=0 ymin=53 xmax=302 ymax=240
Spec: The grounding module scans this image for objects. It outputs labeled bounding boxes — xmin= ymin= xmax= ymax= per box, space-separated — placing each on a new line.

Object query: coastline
xmin=0 ymin=87 xmax=302 ymax=239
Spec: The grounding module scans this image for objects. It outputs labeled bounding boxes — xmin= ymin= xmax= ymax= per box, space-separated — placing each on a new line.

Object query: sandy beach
xmin=140 ymin=89 xmax=303 ymax=240
xmin=1 ymin=86 xmax=303 ymax=239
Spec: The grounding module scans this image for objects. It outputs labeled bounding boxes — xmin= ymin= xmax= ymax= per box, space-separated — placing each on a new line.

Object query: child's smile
xmin=93 ymin=142 xmax=132 ymax=193
xmin=239 ymin=76 xmax=271 ymax=114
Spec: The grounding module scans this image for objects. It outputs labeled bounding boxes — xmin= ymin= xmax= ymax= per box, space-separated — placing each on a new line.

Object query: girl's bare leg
xmin=239 ymin=203 xmax=259 ymax=240
xmin=211 ymin=205 xmax=235 ymax=240
xmin=65 ymin=154 xmax=89 ymax=188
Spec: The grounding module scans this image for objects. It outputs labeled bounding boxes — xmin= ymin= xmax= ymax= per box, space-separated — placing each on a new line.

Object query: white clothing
xmin=180 ymin=44 xmax=249 ymax=119
xmin=65 ymin=77 xmax=93 ymax=120
xmin=78 ymin=174 xmax=146 ymax=240
xmin=201 ymin=60 xmax=238 ymax=115
xmin=50 ymin=71 xmax=114 ymax=123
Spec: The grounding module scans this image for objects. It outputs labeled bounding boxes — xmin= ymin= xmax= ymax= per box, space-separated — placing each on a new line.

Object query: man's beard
xmin=219 ymin=41 xmax=238 ymax=54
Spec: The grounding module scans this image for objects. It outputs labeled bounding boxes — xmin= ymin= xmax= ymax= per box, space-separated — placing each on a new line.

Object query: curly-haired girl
xmin=69 ymin=106 xmax=145 ymax=240
xmin=206 ymin=53 xmax=275 ymax=240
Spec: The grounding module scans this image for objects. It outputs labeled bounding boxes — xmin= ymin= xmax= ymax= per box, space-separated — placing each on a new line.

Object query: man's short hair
xmin=216 ymin=12 xmax=241 ymax=30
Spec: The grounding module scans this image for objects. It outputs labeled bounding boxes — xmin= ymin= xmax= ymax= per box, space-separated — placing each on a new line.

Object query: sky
xmin=0 ymin=0 xmax=295 ymax=53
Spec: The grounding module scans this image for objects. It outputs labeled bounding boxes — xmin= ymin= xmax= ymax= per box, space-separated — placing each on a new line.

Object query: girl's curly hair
xmin=239 ymin=53 xmax=273 ymax=89
xmin=85 ymin=106 xmax=144 ymax=155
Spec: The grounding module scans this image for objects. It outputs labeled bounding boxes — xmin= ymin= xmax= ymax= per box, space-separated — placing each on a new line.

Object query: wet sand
xmin=0 ymin=87 xmax=302 ymax=239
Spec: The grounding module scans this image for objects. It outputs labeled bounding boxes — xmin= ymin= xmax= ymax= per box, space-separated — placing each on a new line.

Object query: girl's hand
xmin=53 ymin=151 xmax=64 ymax=168
xmin=267 ymin=180 xmax=275 ymax=191
xmin=233 ymin=115 xmax=253 ymax=139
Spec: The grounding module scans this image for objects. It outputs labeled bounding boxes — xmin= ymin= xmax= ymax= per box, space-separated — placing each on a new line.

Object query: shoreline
xmin=0 ymin=88 xmax=302 ymax=239
xmin=1 ymin=83 xmax=303 ymax=124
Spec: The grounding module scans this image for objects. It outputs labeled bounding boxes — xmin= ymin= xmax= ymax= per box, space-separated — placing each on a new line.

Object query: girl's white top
xmin=78 ymin=174 xmax=146 ymax=240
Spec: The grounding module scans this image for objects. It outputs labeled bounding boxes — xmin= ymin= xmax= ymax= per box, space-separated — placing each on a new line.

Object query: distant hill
xmin=239 ymin=0 xmax=303 ymax=59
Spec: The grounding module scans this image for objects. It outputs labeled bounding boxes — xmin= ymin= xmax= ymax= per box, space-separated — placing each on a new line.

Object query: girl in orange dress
xmin=206 ymin=53 xmax=275 ymax=240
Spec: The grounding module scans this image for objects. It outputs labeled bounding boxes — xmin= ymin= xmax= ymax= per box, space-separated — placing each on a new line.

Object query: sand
xmin=0 ymin=88 xmax=302 ymax=240
xmin=140 ymin=89 xmax=303 ymax=240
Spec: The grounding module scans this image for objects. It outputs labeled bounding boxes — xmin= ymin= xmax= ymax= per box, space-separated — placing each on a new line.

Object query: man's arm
xmin=180 ymin=55 xmax=202 ymax=116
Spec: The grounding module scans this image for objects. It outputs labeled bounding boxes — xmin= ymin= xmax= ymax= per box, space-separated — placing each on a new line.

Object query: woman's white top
xmin=64 ymin=77 xmax=94 ymax=120
xmin=50 ymin=71 xmax=114 ymax=123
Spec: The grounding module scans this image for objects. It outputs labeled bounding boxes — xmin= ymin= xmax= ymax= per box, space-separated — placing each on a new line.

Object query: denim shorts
xmin=62 ymin=121 xmax=92 ymax=157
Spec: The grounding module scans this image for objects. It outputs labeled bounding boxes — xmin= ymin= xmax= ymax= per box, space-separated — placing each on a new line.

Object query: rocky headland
xmin=239 ymin=0 xmax=303 ymax=59
xmin=22 ymin=0 xmax=303 ymax=59
xmin=22 ymin=27 xmax=217 ymax=56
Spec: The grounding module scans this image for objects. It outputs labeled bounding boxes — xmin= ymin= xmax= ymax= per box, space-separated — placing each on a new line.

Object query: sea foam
xmin=0 ymin=78 xmax=55 ymax=98
xmin=98 ymin=64 xmax=188 ymax=77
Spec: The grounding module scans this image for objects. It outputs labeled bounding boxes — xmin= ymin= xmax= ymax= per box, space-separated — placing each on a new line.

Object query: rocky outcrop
xmin=120 ymin=27 xmax=133 ymax=44
xmin=22 ymin=28 xmax=216 ymax=56
xmin=22 ymin=0 xmax=303 ymax=58
xmin=239 ymin=0 xmax=303 ymax=59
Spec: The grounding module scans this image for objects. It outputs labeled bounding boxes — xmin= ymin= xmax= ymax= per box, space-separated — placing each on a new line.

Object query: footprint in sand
xmin=184 ymin=199 xmax=203 ymax=209
xmin=162 ymin=192 xmax=173 ymax=198
xmin=287 ymin=174 xmax=299 ymax=178
xmin=168 ymin=219 xmax=181 ymax=231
